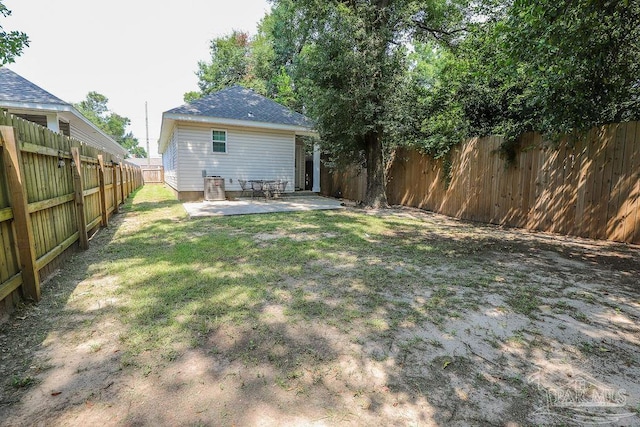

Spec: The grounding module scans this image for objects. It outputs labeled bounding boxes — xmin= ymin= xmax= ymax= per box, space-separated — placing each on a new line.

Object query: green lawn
xmin=102 ymin=185 xmax=492 ymax=366
xmin=3 ymin=184 xmax=638 ymax=425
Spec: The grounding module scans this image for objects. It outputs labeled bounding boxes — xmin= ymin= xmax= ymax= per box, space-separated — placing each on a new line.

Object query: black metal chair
xmin=238 ymin=179 xmax=251 ymax=197
xmin=250 ymin=180 xmax=264 ymax=199
xmin=272 ymin=180 xmax=288 ymax=198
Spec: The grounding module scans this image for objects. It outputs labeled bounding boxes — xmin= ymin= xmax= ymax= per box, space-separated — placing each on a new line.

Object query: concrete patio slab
xmin=183 ymin=196 xmax=344 ymax=217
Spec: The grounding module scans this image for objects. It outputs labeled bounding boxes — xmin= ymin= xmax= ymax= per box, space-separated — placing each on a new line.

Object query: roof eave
xmin=165 ymin=112 xmax=315 ymax=133
xmin=0 ymin=100 xmax=72 ymax=112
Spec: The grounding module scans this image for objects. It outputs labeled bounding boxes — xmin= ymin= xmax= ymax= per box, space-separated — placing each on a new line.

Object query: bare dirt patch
xmin=1 ymin=195 xmax=639 ymax=426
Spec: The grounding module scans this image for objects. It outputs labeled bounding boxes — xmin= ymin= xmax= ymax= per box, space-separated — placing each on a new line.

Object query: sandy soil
xmin=1 ymin=205 xmax=639 ymax=426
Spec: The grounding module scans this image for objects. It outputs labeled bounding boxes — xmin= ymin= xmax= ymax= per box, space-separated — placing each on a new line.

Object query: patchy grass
xmin=506 ymin=287 xmax=542 ymax=317
xmin=104 ymin=186 xmax=501 ymax=365
xmin=1 ymin=184 xmax=639 ymax=426
xmin=10 ymin=376 xmax=35 ymax=389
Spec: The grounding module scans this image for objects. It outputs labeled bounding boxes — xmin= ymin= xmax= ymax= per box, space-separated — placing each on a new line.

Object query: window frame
xmin=211 ymin=129 xmax=227 ymax=154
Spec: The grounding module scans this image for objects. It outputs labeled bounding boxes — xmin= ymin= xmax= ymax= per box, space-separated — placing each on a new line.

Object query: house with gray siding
xmin=158 ymin=86 xmax=319 ymax=201
xmin=0 ymin=68 xmax=127 ymax=159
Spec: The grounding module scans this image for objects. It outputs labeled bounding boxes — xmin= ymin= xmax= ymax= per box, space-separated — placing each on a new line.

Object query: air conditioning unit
xmin=204 ymin=176 xmax=225 ymax=201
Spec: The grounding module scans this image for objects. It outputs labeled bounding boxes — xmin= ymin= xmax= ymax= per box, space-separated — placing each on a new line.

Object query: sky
xmin=3 ymin=0 xmax=271 ymax=157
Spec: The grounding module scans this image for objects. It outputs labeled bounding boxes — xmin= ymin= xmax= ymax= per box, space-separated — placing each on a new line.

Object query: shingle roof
xmin=165 ymin=86 xmax=313 ymax=128
xmin=0 ymin=67 xmax=68 ymax=105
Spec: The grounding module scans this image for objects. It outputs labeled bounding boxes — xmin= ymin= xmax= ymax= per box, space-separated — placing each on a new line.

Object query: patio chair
xmin=273 ymin=180 xmax=288 ymax=198
xmin=238 ymin=179 xmax=251 ymax=197
xmin=250 ymin=180 xmax=265 ymax=199
xmin=263 ymin=181 xmax=276 ymax=199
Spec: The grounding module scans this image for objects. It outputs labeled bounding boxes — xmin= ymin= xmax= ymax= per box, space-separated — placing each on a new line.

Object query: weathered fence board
xmin=141 ymin=166 xmax=164 ymax=184
xmin=322 ymin=121 xmax=640 ymax=244
xmin=0 ymin=112 xmax=143 ymax=316
xmin=1 ymin=125 xmax=40 ymax=301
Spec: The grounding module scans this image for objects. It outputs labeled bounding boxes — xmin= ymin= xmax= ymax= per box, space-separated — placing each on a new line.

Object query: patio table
xmin=248 ymin=180 xmax=287 ymax=199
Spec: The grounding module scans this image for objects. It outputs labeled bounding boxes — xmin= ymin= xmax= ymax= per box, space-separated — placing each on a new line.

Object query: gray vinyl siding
xmin=69 ymin=122 xmax=118 ymax=154
xmin=175 ymin=122 xmax=295 ymax=192
xmin=163 ymin=130 xmax=178 ymax=190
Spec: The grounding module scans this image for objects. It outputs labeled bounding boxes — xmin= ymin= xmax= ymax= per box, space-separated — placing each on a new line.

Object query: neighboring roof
xmin=0 ymin=68 xmax=67 ymax=105
xmin=159 ymin=86 xmax=315 ymax=154
xmin=0 ymin=67 xmax=127 ymax=158
xmin=166 ymin=86 xmax=313 ymax=128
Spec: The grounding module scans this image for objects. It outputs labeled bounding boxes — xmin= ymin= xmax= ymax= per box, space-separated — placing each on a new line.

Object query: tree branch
xmin=413 ymin=20 xmax=468 ymax=41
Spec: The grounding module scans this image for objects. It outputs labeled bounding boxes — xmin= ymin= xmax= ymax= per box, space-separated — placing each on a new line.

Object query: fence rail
xmin=0 ymin=113 xmax=143 ymax=314
xmin=322 ymin=121 xmax=640 ymax=244
xmin=141 ymin=165 xmax=164 ymax=183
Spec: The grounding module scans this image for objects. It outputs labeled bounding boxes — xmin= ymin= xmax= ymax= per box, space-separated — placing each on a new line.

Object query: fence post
xmin=111 ymin=161 xmax=119 ymax=214
xmin=97 ymin=154 xmax=108 ymax=227
xmin=71 ymin=147 xmax=89 ymax=250
xmin=126 ymin=165 xmax=130 ymax=196
xmin=0 ymin=126 xmax=41 ymax=301
xmin=119 ymin=163 xmax=125 ymax=204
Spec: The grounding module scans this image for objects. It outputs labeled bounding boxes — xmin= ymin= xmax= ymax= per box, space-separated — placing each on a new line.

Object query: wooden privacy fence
xmin=0 ymin=113 xmax=142 ymax=313
xmin=141 ymin=165 xmax=164 ymax=183
xmin=322 ymin=121 xmax=640 ymax=244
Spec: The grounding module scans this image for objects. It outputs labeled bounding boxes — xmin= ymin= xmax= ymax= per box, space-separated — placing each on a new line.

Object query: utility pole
xmin=145 ymin=101 xmax=150 ymax=166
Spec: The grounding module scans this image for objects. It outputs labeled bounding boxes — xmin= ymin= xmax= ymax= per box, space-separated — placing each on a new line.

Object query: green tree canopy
xmin=194 ymin=31 xmax=254 ymax=95
xmin=75 ymin=92 xmax=147 ymax=158
xmin=500 ymin=0 xmax=640 ymax=134
xmin=185 ymin=15 xmax=303 ymax=110
xmin=271 ymin=0 xmax=467 ymax=207
xmin=415 ymin=0 xmax=640 ymax=159
xmin=0 ymin=1 xmax=29 ymax=65
xmin=187 ymin=0 xmax=640 ymax=202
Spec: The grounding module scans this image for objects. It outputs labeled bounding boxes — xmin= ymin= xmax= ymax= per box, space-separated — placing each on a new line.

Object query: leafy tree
xmin=394 ymin=42 xmax=469 ymax=159
xmin=189 ymin=28 xmax=284 ymax=100
xmin=189 ymin=1 xmax=640 ymax=203
xmin=418 ymin=0 xmax=640 ymax=159
xmin=183 ymin=91 xmax=203 ymax=103
xmin=500 ymin=0 xmax=640 ymax=135
xmin=75 ymin=92 xmax=147 ymax=158
xmin=185 ymin=19 xmax=301 ymax=109
xmin=271 ymin=66 xmax=297 ymax=108
xmin=193 ymin=31 xmax=256 ymax=96
xmin=0 ymin=1 xmax=29 ymax=65
xmin=75 ymin=91 xmax=109 ymax=124
xmin=271 ymin=1 xmax=399 ymax=206
xmin=273 ymin=0 xmax=468 ymax=207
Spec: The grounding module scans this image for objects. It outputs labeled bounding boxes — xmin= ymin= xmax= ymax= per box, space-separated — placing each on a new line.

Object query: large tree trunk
xmin=363 ymin=131 xmax=388 ymax=208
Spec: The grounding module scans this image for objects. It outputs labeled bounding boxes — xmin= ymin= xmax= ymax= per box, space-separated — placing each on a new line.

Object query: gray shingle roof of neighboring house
xmin=165 ymin=85 xmax=313 ymax=128
xmin=0 ymin=67 xmax=68 ymax=105
xmin=0 ymin=68 xmax=127 ymax=158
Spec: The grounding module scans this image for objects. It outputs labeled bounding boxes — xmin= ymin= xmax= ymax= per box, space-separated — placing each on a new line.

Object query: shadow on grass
xmin=0 ymin=191 xmax=131 ymax=411
xmin=2 ymin=186 xmax=640 ymax=425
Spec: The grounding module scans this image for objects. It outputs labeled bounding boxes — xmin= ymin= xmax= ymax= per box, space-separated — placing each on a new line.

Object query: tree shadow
xmin=0 ymin=200 xmax=125 ymax=418
xmin=1 ymin=192 xmax=639 ymax=425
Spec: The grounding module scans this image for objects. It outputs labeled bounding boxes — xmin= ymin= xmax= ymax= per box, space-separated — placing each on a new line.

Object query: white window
xmin=212 ymin=130 xmax=227 ymax=153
